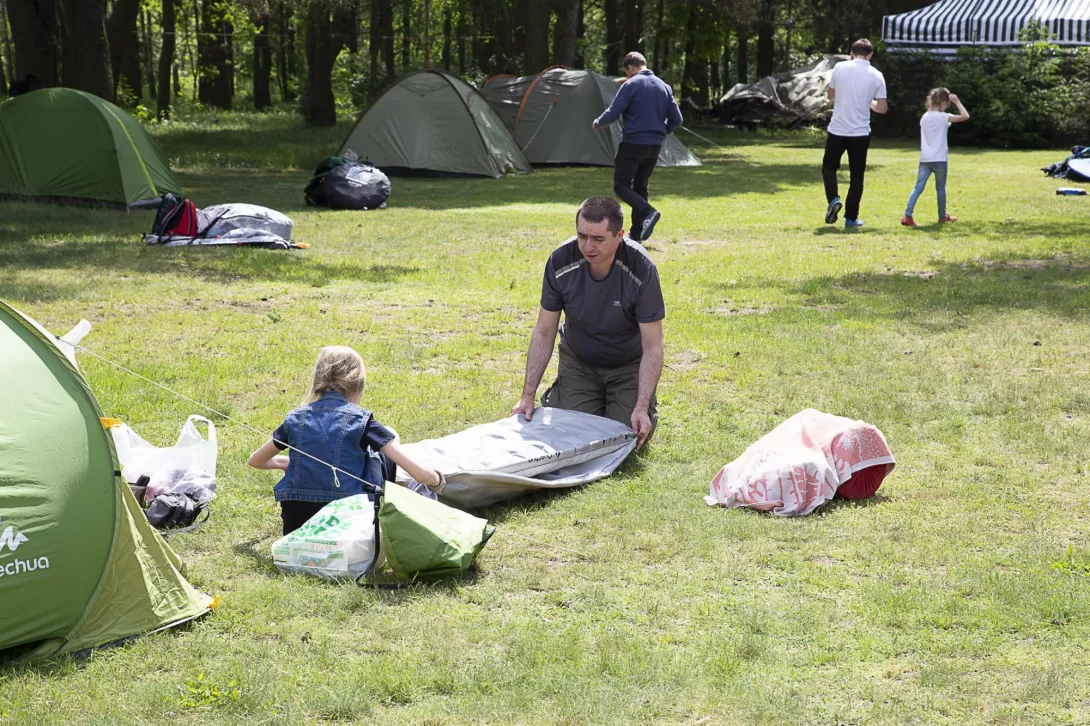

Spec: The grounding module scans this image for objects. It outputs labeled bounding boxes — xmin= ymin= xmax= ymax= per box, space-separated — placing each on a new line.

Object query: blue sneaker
xmin=845 ymin=218 xmax=865 ymax=229
xmin=825 ymin=197 xmax=842 ymax=224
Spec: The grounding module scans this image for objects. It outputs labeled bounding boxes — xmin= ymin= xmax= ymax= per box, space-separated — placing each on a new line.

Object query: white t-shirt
xmin=827 ymin=59 xmax=887 ymax=137
xmin=919 ymin=111 xmax=952 ymax=162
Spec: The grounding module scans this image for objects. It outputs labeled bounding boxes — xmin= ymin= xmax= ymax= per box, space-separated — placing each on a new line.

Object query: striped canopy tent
xmin=883 ymin=0 xmax=1090 ymax=54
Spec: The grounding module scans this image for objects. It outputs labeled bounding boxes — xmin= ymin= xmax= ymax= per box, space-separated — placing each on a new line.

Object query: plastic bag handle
xmin=181 ymin=415 xmax=217 ymax=445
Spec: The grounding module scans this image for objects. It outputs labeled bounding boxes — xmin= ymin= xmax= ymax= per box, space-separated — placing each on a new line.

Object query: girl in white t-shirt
xmin=901 ymin=87 xmax=970 ymax=226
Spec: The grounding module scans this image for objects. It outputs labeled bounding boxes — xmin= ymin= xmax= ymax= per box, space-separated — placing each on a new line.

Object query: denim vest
xmin=273 ymin=391 xmax=384 ymax=503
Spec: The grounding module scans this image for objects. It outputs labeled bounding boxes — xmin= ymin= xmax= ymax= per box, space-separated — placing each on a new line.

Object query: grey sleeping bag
xmin=396 ymin=408 xmax=637 ymax=508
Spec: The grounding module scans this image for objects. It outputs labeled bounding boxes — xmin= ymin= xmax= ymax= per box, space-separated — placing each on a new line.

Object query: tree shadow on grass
xmin=0 ymin=236 xmax=420 ymax=301
xmin=782 ymin=250 xmax=1090 ymax=328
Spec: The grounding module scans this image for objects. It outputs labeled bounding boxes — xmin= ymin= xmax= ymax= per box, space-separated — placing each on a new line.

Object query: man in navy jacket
xmin=593 ymin=52 xmax=682 ymax=242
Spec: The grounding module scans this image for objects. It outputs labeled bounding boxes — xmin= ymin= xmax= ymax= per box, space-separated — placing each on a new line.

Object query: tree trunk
xmin=191 ymin=0 xmax=199 ymax=97
xmin=57 ymin=0 xmax=113 ymax=100
xmin=475 ymin=1 xmax=492 ymax=73
xmin=380 ymin=0 xmax=395 ymax=77
xmin=756 ymin=1 xmax=774 ymax=77
xmin=143 ymin=9 xmax=157 ymax=100
xmin=710 ymin=52 xmax=719 ymax=98
xmin=442 ymin=6 xmax=451 ymax=70
xmin=456 ymin=0 xmax=466 ymax=73
xmin=198 ymin=0 xmax=233 ymax=109
xmin=401 ymin=0 xmax=409 ymax=71
xmin=574 ymin=0 xmax=585 ymax=68
xmin=8 ymin=0 xmax=60 ymax=87
xmin=681 ymin=0 xmax=706 ymax=105
xmin=552 ymin=0 xmax=578 ymax=67
xmin=0 ymin=0 xmax=13 ymax=89
xmin=253 ymin=10 xmax=271 ymax=109
xmin=423 ymin=0 xmax=430 ymax=67
xmin=107 ymin=0 xmax=141 ymax=98
xmin=157 ymin=0 xmax=175 ymax=117
xmin=302 ymin=0 xmax=351 ymax=125
xmin=623 ymin=0 xmax=642 ymax=53
xmin=604 ymin=0 xmax=620 ymax=74
xmin=737 ymin=29 xmax=748 ymax=84
xmin=276 ymin=0 xmax=289 ymax=99
xmin=652 ymin=0 xmax=663 ymax=68
xmin=524 ymin=0 xmax=549 ymax=73
xmin=720 ymin=33 xmax=729 ymax=91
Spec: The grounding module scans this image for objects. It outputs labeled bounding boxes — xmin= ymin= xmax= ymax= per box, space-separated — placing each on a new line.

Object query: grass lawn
xmin=2 ymin=112 xmax=1090 ymax=725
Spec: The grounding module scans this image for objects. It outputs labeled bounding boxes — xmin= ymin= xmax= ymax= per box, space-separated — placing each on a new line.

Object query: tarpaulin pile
xmin=1043 ymin=146 xmax=1090 ymax=182
xmin=719 ymin=56 xmax=847 ymax=128
xmin=704 ymin=409 xmax=895 ymax=516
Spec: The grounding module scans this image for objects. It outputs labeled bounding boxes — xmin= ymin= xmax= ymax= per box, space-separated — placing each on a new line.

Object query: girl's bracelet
xmin=428 ymin=470 xmax=447 ymax=494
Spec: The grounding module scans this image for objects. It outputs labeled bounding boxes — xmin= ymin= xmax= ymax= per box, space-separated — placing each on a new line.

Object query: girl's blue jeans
xmin=904 ymin=161 xmax=948 ymax=219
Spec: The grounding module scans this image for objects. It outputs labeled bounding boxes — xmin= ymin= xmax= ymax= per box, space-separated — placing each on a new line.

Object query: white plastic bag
xmin=271 ymin=495 xmax=379 ymax=580
xmin=111 ymin=415 xmax=218 ymax=485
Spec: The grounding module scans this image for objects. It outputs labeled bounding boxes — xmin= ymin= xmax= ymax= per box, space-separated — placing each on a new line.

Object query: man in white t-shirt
xmin=823 ymin=38 xmax=888 ymax=228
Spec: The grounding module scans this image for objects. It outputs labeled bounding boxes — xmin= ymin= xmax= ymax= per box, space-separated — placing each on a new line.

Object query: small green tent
xmin=0 ymin=88 xmax=181 ymax=206
xmin=482 ymin=67 xmax=701 ymax=168
xmin=0 ymin=300 xmax=213 ymax=659
xmin=340 ymin=70 xmax=532 ymax=178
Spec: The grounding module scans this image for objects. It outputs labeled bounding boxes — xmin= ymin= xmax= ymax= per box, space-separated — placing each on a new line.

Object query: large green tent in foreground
xmin=0 ymin=300 xmax=213 ymax=659
xmin=0 ymin=88 xmax=181 ymax=206
xmin=340 ymin=70 xmax=532 ymax=178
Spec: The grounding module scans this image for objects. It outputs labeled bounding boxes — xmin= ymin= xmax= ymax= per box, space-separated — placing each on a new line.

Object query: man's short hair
xmin=576 ymin=196 xmax=624 ymax=234
xmin=623 ymin=52 xmax=647 ymax=69
xmin=851 ymin=38 xmax=874 ymax=57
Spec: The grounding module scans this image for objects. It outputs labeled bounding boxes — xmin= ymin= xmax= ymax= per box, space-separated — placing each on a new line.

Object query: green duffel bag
xmin=378 ymin=482 xmax=494 ymax=581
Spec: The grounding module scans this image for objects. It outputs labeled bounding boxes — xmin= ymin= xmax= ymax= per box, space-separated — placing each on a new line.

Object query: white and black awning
xmin=883 ymin=0 xmax=1090 ymax=53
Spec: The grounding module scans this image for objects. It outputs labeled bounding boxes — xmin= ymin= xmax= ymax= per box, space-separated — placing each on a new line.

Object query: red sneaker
xmin=941 ymin=214 xmax=958 ymax=223
xmin=901 ymin=215 xmax=918 ymax=227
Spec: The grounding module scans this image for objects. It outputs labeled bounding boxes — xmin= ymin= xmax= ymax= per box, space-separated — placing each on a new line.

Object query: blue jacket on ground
xmin=594 ymin=69 xmax=683 ymax=145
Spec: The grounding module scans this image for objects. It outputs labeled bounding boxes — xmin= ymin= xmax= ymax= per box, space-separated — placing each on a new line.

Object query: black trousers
xmin=614 ymin=142 xmax=661 ymax=232
xmin=822 ymin=133 xmax=871 ymax=221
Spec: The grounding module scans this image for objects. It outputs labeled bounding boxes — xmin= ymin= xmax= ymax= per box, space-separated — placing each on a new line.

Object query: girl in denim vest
xmin=249 ymin=346 xmax=445 ymax=535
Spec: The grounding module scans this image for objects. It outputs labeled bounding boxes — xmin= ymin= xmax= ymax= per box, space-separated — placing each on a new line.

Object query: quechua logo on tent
xmin=0 ymin=517 xmax=50 ymax=579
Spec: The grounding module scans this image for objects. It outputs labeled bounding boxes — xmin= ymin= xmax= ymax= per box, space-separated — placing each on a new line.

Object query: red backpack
xmin=150 ymin=194 xmax=200 ymax=240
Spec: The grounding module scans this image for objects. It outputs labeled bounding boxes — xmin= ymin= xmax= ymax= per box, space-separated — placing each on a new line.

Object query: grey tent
xmin=340 ymin=70 xmax=531 ymax=178
xmin=396 ymin=408 xmax=637 ymax=508
xmin=883 ymin=0 xmax=1090 ymax=55
xmin=481 ymin=67 xmax=700 ymax=167
xmin=720 ymin=55 xmax=846 ymax=128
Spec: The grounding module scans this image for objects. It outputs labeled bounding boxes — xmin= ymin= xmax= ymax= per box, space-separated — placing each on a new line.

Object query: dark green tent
xmin=482 ymin=67 xmax=701 ymax=168
xmin=340 ymin=70 xmax=532 ymax=178
xmin=0 ymin=88 xmax=181 ymax=206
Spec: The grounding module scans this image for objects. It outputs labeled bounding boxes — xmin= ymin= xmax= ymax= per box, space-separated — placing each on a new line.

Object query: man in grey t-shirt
xmin=511 ymin=196 xmax=666 ymax=448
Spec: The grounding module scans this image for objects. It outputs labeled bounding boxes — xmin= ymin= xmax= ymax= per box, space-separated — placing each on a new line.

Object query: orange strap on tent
xmin=514 ymin=65 xmax=565 ymax=129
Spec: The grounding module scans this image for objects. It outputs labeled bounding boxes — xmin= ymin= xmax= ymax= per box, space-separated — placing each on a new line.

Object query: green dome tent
xmin=482 ymin=67 xmax=701 ymax=168
xmin=340 ymin=70 xmax=532 ymax=178
xmin=0 ymin=88 xmax=181 ymax=206
xmin=0 ymin=300 xmax=213 ymax=660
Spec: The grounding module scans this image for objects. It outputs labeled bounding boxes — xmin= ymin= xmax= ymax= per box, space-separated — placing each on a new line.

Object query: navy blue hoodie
xmin=594 ymin=69 xmax=683 ymax=145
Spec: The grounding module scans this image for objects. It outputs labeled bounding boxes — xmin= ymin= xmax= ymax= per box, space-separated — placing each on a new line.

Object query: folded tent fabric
xmin=395 ymin=408 xmax=637 ymax=509
xmin=704 ymin=409 xmax=895 ymax=516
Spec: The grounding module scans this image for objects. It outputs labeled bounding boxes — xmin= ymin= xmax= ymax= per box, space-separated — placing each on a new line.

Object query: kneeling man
xmin=511 ymin=196 xmax=665 ymax=448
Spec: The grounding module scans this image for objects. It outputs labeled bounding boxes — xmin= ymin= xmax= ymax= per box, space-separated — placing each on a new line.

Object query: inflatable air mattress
xmin=396 ymin=408 xmax=637 ymax=508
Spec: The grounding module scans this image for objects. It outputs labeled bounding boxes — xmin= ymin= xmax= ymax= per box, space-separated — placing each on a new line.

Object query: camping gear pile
xmin=0 ymin=88 xmax=180 ymax=207
xmin=883 ymin=0 xmax=1090 ymax=56
xmin=719 ymin=55 xmax=846 ymax=128
xmin=110 ymin=415 xmax=219 ymax=533
xmin=481 ymin=67 xmax=700 ymax=167
xmin=704 ymin=409 xmax=896 ymax=517
xmin=396 ymin=408 xmax=638 ymax=508
xmin=1043 ymin=147 xmax=1090 ymax=182
xmin=341 ymin=69 xmax=532 ymax=177
xmin=145 ymin=194 xmax=300 ymax=249
xmin=272 ymin=484 xmax=493 ymax=582
xmin=304 ymin=154 xmax=391 ymax=209
xmin=0 ymin=300 xmax=214 ymax=658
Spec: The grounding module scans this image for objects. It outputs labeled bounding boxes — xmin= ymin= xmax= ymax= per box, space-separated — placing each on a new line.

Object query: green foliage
xmin=174 ymin=673 xmax=241 ymax=710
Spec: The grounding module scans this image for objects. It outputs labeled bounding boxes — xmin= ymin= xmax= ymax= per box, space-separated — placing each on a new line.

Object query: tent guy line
xmin=676 ymin=125 xmax=760 ymax=166
xmin=69 ymin=337 xmax=591 ymax=562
